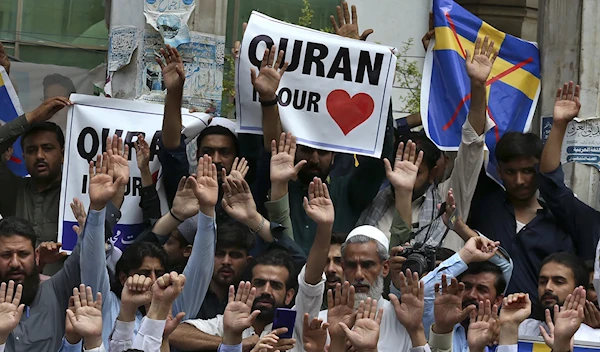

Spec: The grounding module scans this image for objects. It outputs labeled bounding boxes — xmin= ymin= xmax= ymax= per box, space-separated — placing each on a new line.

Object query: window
xmin=0 ymin=0 xmax=108 ymax=69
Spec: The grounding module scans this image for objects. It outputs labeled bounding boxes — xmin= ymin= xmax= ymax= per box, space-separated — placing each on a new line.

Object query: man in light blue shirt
xmin=60 ymin=154 xmax=217 ymax=350
xmin=421 ymin=235 xmax=513 ymax=352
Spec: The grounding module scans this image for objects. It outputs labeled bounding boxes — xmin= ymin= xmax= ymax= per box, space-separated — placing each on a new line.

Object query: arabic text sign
xmin=58 ymin=94 xmax=209 ymax=251
xmin=236 ymin=12 xmax=396 ymax=158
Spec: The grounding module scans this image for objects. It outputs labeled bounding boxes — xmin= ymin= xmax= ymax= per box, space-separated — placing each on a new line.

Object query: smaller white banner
xmin=58 ymin=94 xmax=209 ymax=252
xmin=236 ymin=12 xmax=396 ymax=158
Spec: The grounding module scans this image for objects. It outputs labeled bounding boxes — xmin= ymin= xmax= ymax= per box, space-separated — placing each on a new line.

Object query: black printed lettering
xmin=302 ymin=42 xmax=328 ymax=77
xmin=248 ymin=35 xmax=274 ymax=68
xmin=327 ymin=47 xmax=352 ymax=82
xmin=307 ymin=92 xmax=321 ymax=113
xmin=77 ymin=127 xmax=99 ymax=162
xmin=356 ymin=51 xmax=384 ymax=85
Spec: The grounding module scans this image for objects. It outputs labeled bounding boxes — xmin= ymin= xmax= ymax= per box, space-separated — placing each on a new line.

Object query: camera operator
xmin=403 ymin=190 xmax=513 ymax=351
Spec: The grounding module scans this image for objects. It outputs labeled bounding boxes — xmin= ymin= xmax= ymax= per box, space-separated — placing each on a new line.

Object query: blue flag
xmin=421 ymin=0 xmax=541 ymax=182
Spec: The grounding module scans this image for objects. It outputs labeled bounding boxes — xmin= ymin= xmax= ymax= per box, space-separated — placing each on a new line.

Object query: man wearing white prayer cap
xmin=307 ymin=224 xmax=431 ymax=352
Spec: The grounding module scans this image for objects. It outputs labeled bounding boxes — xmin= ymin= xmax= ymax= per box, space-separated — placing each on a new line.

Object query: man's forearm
xmin=305 ymin=222 xmax=333 ymax=285
xmin=394 ymin=188 xmax=412 ymax=227
xmin=468 ymin=81 xmax=487 ymax=135
xmin=540 ymin=122 xmax=568 ymax=173
xmin=0 ymin=115 xmax=29 ymax=155
xmin=170 ymin=325 xmax=222 ymax=351
xmin=261 ymin=105 xmax=283 ymax=149
xmin=140 ymin=167 xmax=153 ymax=188
xmin=162 ymin=89 xmax=184 ymax=150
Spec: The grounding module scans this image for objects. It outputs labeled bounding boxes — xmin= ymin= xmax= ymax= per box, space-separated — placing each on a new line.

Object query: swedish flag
xmin=0 ymin=67 xmax=27 ymax=176
xmin=422 ymin=0 xmax=541 ymax=181
xmin=518 ymin=340 xmax=600 ymax=352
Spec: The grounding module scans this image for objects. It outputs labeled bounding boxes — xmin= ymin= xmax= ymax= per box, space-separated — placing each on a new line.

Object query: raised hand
xmin=388 ymin=245 xmax=408 ymax=291
xmin=223 ymin=282 xmax=261 ymax=345
xmin=302 ymin=314 xmax=329 ymax=352
xmin=500 ymin=293 xmax=531 ymax=326
xmin=163 ymin=311 xmax=186 ymax=341
xmin=458 ymin=236 xmax=500 ymax=265
xmin=432 ymin=275 xmax=476 ymax=334
xmin=156 ymin=44 xmax=185 ymax=91
xmin=327 ymin=281 xmax=356 ymax=339
xmin=25 ymin=96 xmax=72 ymax=124
xmin=119 ymin=274 xmax=153 ymax=319
xmin=66 ymin=285 xmax=103 ymax=349
xmin=222 ymin=176 xmax=261 ymax=226
xmin=384 ymin=140 xmax=424 ymax=192
xmin=553 ymin=81 xmax=581 ymax=125
xmin=541 ymin=286 xmax=586 ymax=351
xmin=70 ymin=198 xmax=87 ymax=235
xmin=171 ymin=176 xmax=200 ymax=220
xmin=0 ymin=42 xmax=10 ymax=74
xmin=389 ymin=269 xmax=425 ymax=333
xmin=151 ymin=272 xmax=186 ymax=307
xmin=189 ymin=155 xmax=219 ymax=215
xmin=303 ymin=177 xmax=335 ymax=226
xmin=250 ymin=331 xmax=280 ymax=352
xmin=250 ymin=45 xmax=289 ymax=101
xmin=584 ymin=300 xmax=600 ymax=328
xmin=271 ymin=132 xmax=306 ymax=185
xmin=465 ymin=36 xmax=498 ymax=84
xmin=36 ymin=241 xmax=67 ymax=269
xmin=422 ymin=11 xmax=434 ymax=51
xmin=134 ymin=134 xmax=151 ymax=172
xmin=231 ymin=22 xmax=247 ymax=60
xmin=467 ymin=300 xmax=498 ymax=352
xmin=329 ymin=1 xmax=374 ymax=41
xmin=0 ymin=281 xmax=25 ymax=343
xmin=106 ymin=134 xmax=130 ymax=184
xmin=229 ymin=157 xmax=249 ymax=180
xmin=88 ymin=153 xmax=126 ymax=211
xmin=340 ymin=298 xmax=383 ymax=352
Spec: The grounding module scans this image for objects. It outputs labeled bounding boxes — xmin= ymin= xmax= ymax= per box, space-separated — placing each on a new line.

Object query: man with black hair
xmin=0 ymin=215 xmax=83 ymax=352
xmin=170 ymin=249 xmax=301 ymax=351
xmin=519 ymin=252 xmax=600 ymax=341
xmin=357 ymin=36 xmax=499 ymax=251
xmin=42 ymin=73 xmax=76 ymax=101
xmin=157 ymin=45 xmax=241 ymax=208
xmin=469 ymin=82 xmax=597 ymax=314
xmin=195 ymin=220 xmax=255 ymax=320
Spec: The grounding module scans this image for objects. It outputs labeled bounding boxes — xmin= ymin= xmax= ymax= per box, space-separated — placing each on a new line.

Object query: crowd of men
xmin=0 ymin=2 xmax=599 ymax=352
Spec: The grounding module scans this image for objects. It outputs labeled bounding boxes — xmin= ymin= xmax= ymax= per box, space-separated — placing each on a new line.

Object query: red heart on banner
xmin=326 ymin=90 xmax=375 ymax=135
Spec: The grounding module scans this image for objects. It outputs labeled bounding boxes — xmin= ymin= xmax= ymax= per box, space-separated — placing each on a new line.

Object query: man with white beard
xmin=308 ymin=225 xmax=431 ymax=351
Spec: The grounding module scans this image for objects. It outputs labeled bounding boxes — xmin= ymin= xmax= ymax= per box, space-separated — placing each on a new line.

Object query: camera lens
xmin=401 ymin=253 xmax=428 ymax=277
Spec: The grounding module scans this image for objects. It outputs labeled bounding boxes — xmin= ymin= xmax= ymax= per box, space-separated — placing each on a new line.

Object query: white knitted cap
xmin=345 ymin=225 xmax=390 ymax=250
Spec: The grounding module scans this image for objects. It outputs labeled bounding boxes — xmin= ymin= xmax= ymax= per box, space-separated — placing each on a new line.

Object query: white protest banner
xmin=58 ymin=94 xmax=210 ymax=252
xmin=236 ymin=12 xmax=396 ymax=158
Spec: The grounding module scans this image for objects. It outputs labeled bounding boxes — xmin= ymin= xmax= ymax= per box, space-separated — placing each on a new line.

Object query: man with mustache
xmin=321 ymin=232 xmax=346 ymax=310
xmin=417 ymin=225 xmax=512 ymax=352
xmin=518 ymin=252 xmax=600 ymax=341
xmin=172 ymin=177 xmax=335 ymax=352
xmin=158 ymin=45 xmax=241 ymax=208
xmin=170 ymin=249 xmax=301 ymax=351
xmin=468 ymin=82 xmax=597 ymax=315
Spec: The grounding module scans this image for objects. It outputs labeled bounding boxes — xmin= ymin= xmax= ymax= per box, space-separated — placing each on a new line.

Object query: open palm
xmin=192 ymin=156 xmax=218 ymax=207
xmin=385 ymin=141 xmax=423 ymax=192
xmin=172 ymin=177 xmax=200 ymax=219
xmin=157 ymin=45 xmax=185 ymax=91
xmin=303 ymin=178 xmax=334 ymax=225
xmin=345 ymin=318 xmax=380 ymax=349
xmin=271 ymin=132 xmax=305 ymax=184
xmin=250 ymin=45 xmax=288 ymax=99
xmin=327 ymin=283 xmax=355 ymax=339
xmin=302 ymin=315 xmax=328 ymax=352
xmin=0 ymin=302 xmax=23 ymax=337
xmin=434 ymin=276 xmax=473 ymax=331
xmin=223 ymin=282 xmax=259 ymax=335
xmin=70 ymin=306 xmax=102 ymax=337
xmin=222 ymin=179 xmax=256 ymax=223
xmin=553 ymin=82 xmax=581 ymax=123
xmin=466 ymin=36 xmax=497 ymax=84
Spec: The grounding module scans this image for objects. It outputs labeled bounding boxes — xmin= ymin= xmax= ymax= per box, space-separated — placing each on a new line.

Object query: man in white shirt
xmin=304 ymin=225 xmax=433 ymax=352
xmin=519 ymin=252 xmax=600 ymax=342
